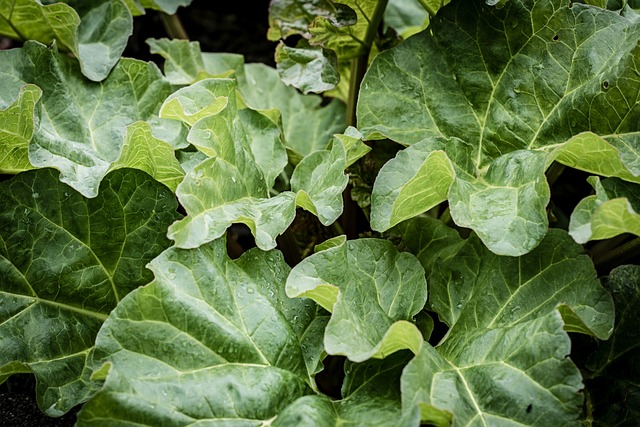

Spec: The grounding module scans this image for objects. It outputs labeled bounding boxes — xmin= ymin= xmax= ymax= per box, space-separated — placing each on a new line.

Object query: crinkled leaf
xmin=267 ymin=0 xmax=356 ymax=41
xmin=240 ymin=63 xmax=346 ymax=159
xmin=274 ymin=353 xmax=420 ymax=427
xmin=108 ymin=121 xmax=185 ymax=192
xmin=0 ymin=168 xmax=180 ymax=415
xmin=291 ymin=139 xmax=349 ymax=225
xmin=76 ymin=240 xmax=321 ymax=425
xmin=360 ymin=0 xmax=640 ymax=255
xmin=429 ymin=228 xmax=613 ymax=339
xmin=402 ymin=311 xmax=584 ymax=426
xmin=286 ymin=238 xmax=427 ymax=362
xmin=0 ymin=41 xmax=173 ymax=197
xmin=162 ymin=78 xmax=294 ymax=250
xmin=275 ymin=42 xmax=340 ymax=93
xmin=585 ymin=265 xmax=640 ymax=426
xmin=0 ymin=84 xmax=41 ymax=174
xmin=569 ymin=176 xmax=640 ymax=244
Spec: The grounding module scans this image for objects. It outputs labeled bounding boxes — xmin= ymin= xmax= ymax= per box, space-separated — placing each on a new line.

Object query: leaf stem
xmin=592 ymin=236 xmax=640 ymax=270
xmin=160 ymin=12 xmax=189 ymax=40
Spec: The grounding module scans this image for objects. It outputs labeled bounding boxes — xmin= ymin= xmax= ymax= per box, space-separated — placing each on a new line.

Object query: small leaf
xmin=275 ymin=42 xmax=340 ymax=93
xmin=569 ymin=176 xmax=640 ymax=244
xmin=286 ymin=238 xmax=427 ymax=362
xmin=332 ymin=126 xmax=371 ymax=167
xmin=0 ymin=168 xmax=180 ymax=415
xmin=292 ymin=139 xmax=349 ymax=225
xmin=0 ymin=84 xmax=41 ymax=174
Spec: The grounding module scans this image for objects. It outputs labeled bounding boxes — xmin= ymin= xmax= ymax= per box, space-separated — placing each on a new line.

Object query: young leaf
xmin=585 ymin=265 xmax=640 ymax=425
xmin=0 ymin=168 xmax=180 ymax=416
xmin=291 ymin=139 xmax=349 ymax=225
xmin=360 ymin=0 xmax=640 ymax=255
xmin=286 ymin=238 xmax=427 ymax=362
xmin=275 ymin=42 xmax=340 ymax=93
xmin=0 ymin=84 xmax=41 ymax=174
xmin=0 ymin=41 xmax=174 ymax=197
xmin=77 ymin=240 xmax=322 ymax=425
xmin=569 ymin=176 xmax=640 ymax=244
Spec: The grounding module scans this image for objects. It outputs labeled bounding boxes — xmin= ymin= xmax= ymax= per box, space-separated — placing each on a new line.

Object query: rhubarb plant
xmin=1 ymin=0 xmax=639 ymax=426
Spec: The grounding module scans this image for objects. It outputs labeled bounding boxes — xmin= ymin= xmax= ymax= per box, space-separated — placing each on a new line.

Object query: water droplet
xmin=231 ymin=176 xmax=237 ymax=183
xmin=247 ymin=287 xmax=254 ymax=294
xmin=32 ymin=192 xmax=39 ymax=199
xmin=456 ymin=303 xmax=463 ymax=309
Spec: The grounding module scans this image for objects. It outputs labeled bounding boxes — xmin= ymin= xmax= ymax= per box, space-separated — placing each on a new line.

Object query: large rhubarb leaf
xmin=361 ymin=0 xmax=640 ymax=255
xmin=569 ymin=176 xmax=640 ymax=244
xmin=395 ymin=223 xmax=615 ymax=425
xmin=76 ymin=240 xmax=322 ymax=425
xmin=585 ymin=265 xmax=640 ymax=426
xmin=286 ymin=238 xmax=427 ymax=362
xmin=0 ymin=41 xmax=174 ymax=197
xmin=0 ymin=168 xmax=180 ymax=415
xmin=0 ymin=0 xmax=133 ymax=81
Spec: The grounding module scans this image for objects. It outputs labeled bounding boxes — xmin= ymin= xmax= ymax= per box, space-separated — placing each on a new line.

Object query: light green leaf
xmin=385 ymin=0 xmax=430 ymax=38
xmin=275 ymin=42 xmax=340 ymax=93
xmin=402 ymin=311 xmax=584 ymax=426
xmin=286 ymin=238 xmax=427 ymax=362
xmin=370 ymin=138 xmax=459 ymax=232
xmin=360 ymin=0 xmax=640 ymax=255
xmin=147 ymin=38 xmax=242 ymax=85
xmin=0 ymin=168 xmax=180 ymax=416
xmin=417 ymin=0 xmax=452 ymax=15
xmin=569 ymin=176 xmax=640 ymax=244
xmin=76 ymin=240 xmax=321 ymax=425
xmin=0 ymin=84 xmax=41 ymax=174
xmin=274 ymin=353 xmax=421 ymax=427
xmin=332 ymin=125 xmax=371 ymax=167
xmin=160 ymin=78 xmax=229 ymax=127
xmin=240 ymin=63 xmax=346 ymax=159
xmin=585 ymin=265 xmax=640 ymax=426
xmin=449 ymin=150 xmax=550 ymax=256
xmin=134 ymin=0 xmax=193 ymax=14
xmin=292 ymin=139 xmax=349 ymax=225
xmin=428 ymin=228 xmax=613 ymax=339
xmin=267 ymin=0 xmax=354 ymax=41
xmin=0 ymin=41 xmax=173 ymax=197
xmin=108 ymin=121 xmax=185 ymax=192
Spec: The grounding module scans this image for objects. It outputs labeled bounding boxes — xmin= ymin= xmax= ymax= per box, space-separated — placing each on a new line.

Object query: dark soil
xmin=0 ymin=2 xmax=274 ymax=425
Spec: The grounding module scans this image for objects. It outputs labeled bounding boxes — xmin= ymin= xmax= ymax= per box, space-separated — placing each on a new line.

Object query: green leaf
xmin=147 ymin=38 xmax=243 ymax=85
xmin=286 ymin=238 xmax=427 ymax=362
xmin=108 ymin=121 xmax=185 ymax=192
xmin=162 ymin=78 xmax=295 ymax=250
xmin=0 ymin=84 xmax=41 ymax=174
xmin=332 ymin=125 xmax=371 ymax=167
xmin=385 ymin=0 xmax=430 ymax=38
xmin=586 ymin=265 xmax=640 ymax=426
xmin=76 ymin=240 xmax=321 ymax=425
xmin=275 ymin=42 xmax=340 ymax=93
xmin=569 ymin=176 xmax=640 ymax=244
xmin=402 ymin=311 xmax=584 ymax=426
xmin=0 ymin=41 xmax=174 ymax=197
xmin=267 ymin=0 xmax=354 ymax=41
xmin=292 ymin=139 xmax=349 ymax=225
xmin=0 ymin=168 xmax=180 ymax=415
xmin=240 ymin=63 xmax=346 ymax=159
xmin=359 ymin=0 xmax=640 ymax=255
xmin=274 ymin=353 xmax=421 ymax=427
xmin=134 ymin=0 xmax=193 ymax=14
xmin=0 ymin=0 xmax=133 ymax=82
xmin=429 ymin=228 xmax=614 ymax=339
xmin=417 ymin=0 xmax=452 ymax=15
